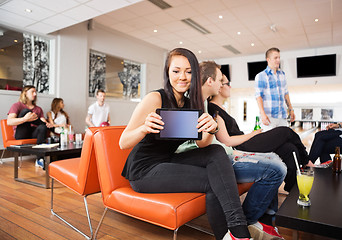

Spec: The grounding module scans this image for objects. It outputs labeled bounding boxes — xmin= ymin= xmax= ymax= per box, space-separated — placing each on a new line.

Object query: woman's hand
xmin=253 ymin=129 xmax=263 ymax=135
xmin=197 ymin=113 xmax=218 ymax=134
xmin=143 ymin=112 xmax=164 ymax=134
xmin=326 ymin=123 xmax=339 ymax=130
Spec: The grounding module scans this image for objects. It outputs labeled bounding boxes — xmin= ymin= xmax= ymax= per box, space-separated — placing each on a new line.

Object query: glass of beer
xmin=297 ymin=169 xmax=314 ymax=207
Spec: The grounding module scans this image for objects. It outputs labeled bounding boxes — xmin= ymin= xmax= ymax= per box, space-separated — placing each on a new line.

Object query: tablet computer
xmin=156 ymin=108 xmax=202 ymax=140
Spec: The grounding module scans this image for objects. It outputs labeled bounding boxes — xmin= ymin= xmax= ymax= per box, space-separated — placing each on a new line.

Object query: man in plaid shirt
xmin=255 ymin=47 xmax=295 ymax=131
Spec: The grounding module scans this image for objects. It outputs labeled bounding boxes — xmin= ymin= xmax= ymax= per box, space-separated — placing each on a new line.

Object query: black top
xmin=208 ymin=102 xmax=244 ymax=136
xmin=121 ymin=89 xmax=190 ymax=181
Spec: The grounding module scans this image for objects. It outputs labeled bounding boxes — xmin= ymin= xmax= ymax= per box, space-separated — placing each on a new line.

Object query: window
xmin=0 ymin=25 xmax=51 ymax=93
xmin=89 ymin=50 xmax=142 ymax=100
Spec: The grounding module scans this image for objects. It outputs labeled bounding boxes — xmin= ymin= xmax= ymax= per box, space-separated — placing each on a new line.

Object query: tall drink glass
xmin=297 ymin=169 xmax=314 ymax=207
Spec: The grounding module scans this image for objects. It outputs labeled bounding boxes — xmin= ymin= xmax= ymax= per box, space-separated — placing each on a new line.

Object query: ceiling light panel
xmin=181 ymin=18 xmax=211 ymax=34
xmin=147 ymin=0 xmax=171 ymax=9
xmin=222 ymin=44 xmax=241 ymax=54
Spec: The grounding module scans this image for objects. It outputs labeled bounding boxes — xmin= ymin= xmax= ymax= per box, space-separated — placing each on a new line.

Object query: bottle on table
xmin=254 ymin=116 xmax=261 ymax=131
xmin=60 ymin=127 xmax=67 ymax=146
xmin=332 ymin=146 xmax=341 ymax=173
xmin=68 ymin=125 xmax=74 ymax=142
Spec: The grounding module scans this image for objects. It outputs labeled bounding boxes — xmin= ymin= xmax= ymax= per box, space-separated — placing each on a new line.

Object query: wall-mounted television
xmin=247 ymin=61 xmax=267 ymax=81
xmin=221 ymin=64 xmax=230 ymax=81
xmin=296 ymin=54 xmax=336 ymax=78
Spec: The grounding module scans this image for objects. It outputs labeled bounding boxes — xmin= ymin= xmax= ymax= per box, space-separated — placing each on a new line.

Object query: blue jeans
xmin=231 ymin=152 xmax=287 ymax=225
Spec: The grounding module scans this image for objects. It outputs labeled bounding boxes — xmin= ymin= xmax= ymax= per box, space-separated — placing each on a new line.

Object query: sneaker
xmin=248 ymin=222 xmax=284 ymax=240
xmin=223 ymin=230 xmax=253 ymax=240
xmin=314 ymin=160 xmax=333 ymax=168
xmin=35 ymin=158 xmax=44 ymax=169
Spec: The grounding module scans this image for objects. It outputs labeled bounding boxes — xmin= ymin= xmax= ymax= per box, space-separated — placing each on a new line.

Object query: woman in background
xmin=47 ymin=98 xmax=70 ymax=134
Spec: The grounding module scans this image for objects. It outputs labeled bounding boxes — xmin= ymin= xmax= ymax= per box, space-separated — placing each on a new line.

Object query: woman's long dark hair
xmin=163 ymin=48 xmax=204 ymax=111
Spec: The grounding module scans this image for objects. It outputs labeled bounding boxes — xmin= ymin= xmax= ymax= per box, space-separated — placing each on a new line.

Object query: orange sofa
xmin=92 ymin=126 xmax=253 ymax=239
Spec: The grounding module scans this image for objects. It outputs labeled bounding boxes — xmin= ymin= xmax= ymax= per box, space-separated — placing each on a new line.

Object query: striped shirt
xmin=255 ymin=66 xmax=288 ymax=119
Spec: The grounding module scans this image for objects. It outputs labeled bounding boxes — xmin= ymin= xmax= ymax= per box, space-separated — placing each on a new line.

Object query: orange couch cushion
xmin=49 ymin=158 xmax=82 ymax=194
xmin=105 ymin=187 xmax=206 ymax=230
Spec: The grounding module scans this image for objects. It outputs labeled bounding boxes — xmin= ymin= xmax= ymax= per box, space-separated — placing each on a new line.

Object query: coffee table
xmin=7 ymin=142 xmax=82 ymax=189
xmin=276 ymin=168 xmax=342 ymax=239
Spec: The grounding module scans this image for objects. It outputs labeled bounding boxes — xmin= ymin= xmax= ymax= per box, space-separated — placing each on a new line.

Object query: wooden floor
xmin=0 ymin=127 xmax=337 ymax=240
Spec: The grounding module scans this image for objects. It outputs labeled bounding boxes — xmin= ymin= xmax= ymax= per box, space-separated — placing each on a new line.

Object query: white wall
xmin=215 ymin=46 xmax=342 ymax=132
xmin=0 ymin=22 xmax=166 ymax=148
xmin=85 ymin=24 xmax=166 ymax=127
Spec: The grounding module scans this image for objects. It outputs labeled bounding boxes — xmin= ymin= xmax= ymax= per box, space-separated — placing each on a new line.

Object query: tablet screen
xmin=156 ymin=108 xmax=202 ymax=140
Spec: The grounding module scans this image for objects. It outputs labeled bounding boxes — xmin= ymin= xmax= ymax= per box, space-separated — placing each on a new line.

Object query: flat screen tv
xmin=221 ymin=64 xmax=230 ymax=81
xmin=247 ymin=61 xmax=267 ymax=81
xmin=296 ymin=54 xmax=336 ymax=78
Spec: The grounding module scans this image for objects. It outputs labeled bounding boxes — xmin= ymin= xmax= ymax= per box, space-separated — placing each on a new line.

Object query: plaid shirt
xmin=255 ymin=66 xmax=288 ymax=119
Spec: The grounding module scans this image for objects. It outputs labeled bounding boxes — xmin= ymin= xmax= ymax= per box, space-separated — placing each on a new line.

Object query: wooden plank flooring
xmin=0 ymin=140 xmax=337 ymax=240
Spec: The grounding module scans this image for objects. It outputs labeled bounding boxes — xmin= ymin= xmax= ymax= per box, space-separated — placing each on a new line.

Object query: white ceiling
xmin=1 ymin=0 xmax=342 ymax=60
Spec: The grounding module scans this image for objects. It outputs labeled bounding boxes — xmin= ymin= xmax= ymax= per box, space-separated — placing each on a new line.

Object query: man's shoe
xmin=223 ymin=230 xmax=253 ymax=240
xmin=35 ymin=158 xmax=44 ymax=169
xmin=248 ymin=222 xmax=284 ymax=240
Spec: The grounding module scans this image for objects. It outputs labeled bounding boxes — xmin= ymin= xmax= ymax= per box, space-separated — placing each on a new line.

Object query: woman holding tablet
xmin=120 ymin=48 xmax=252 ymax=240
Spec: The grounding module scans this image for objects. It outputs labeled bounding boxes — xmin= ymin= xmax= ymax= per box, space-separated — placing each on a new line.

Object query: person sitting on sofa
xmin=47 ymin=98 xmax=70 ymax=135
xmin=7 ymin=85 xmax=53 ymax=168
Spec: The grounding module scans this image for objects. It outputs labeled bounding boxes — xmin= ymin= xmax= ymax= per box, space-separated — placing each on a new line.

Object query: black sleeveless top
xmin=208 ymin=102 xmax=244 ymax=136
xmin=121 ymin=89 xmax=190 ymax=181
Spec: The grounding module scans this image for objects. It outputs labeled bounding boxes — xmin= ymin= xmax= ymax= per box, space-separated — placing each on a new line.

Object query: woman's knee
xmin=205 ymin=144 xmax=227 ymax=156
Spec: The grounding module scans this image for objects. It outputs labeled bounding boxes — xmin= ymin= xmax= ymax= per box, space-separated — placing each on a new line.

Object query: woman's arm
xmin=326 ymin=122 xmax=342 ymax=130
xmin=46 ymin=112 xmax=55 ymax=125
xmin=196 ymin=113 xmax=217 ymax=148
xmin=215 ymin=115 xmax=262 ymax=147
xmin=119 ymin=92 xmax=163 ymax=149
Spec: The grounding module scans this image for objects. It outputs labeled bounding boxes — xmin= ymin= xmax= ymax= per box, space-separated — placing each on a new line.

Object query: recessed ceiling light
xmin=251 ymin=43 xmax=255 ymax=46
xmin=179 ymin=41 xmax=183 ymax=44
xmin=198 ymin=50 xmax=202 ymax=54
xmin=237 ymin=32 xmax=241 ymax=35
xmin=14 ymin=39 xmax=18 ymax=43
xmin=153 ymin=29 xmax=158 ymax=33
xmin=315 ymin=18 xmax=319 ymax=22
xmin=25 ymin=8 xmax=32 ymax=13
xmin=219 ymin=15 xmax=223 ymax=19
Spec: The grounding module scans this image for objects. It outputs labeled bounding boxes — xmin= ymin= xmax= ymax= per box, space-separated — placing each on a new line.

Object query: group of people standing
xmin=5 ymin=47 xmax=342 ymax=240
